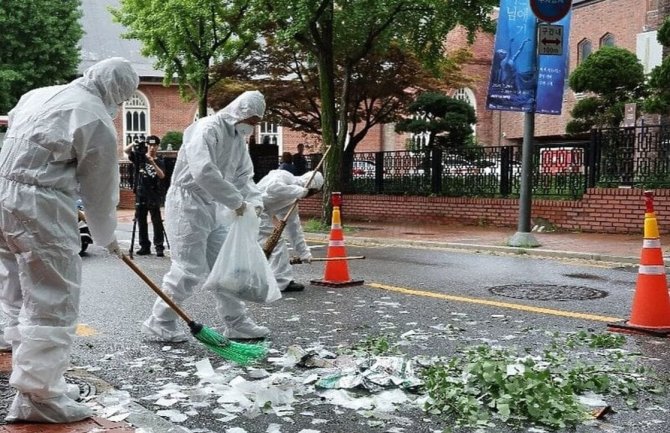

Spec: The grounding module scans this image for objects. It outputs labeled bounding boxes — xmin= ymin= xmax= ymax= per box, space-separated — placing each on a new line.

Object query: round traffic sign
xmin=530 ymin=0 xmax=572 ymax=23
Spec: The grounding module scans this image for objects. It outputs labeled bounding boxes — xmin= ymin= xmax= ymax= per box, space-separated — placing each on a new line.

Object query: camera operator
xmin=124 ymin=135 xmax=166 ymax=256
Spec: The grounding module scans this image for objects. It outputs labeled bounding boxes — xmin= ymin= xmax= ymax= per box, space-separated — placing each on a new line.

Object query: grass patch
xmin=303 ymin=218 xmax=357 ymax=234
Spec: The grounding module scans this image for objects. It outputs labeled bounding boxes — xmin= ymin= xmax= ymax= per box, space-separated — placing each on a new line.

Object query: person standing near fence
xmin=293 ymin=143 xmax=308 ymax=176
xmin=142 ymin=90 xmax=271 ymax=342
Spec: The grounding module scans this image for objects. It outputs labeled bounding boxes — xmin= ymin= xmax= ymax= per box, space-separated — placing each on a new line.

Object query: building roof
xmin=78 ymin=0 xmax=163 ymax=78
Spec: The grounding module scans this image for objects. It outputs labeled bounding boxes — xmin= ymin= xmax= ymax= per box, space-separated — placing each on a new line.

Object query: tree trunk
xmin=199 ymin=60 xmax=210 ymax=118
xmin=314 ymin=4 xmax=339 ymax=225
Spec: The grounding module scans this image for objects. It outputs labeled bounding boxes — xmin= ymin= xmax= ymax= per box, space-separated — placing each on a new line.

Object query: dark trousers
xmin=136 ymin=204 xmax=164 ymax=251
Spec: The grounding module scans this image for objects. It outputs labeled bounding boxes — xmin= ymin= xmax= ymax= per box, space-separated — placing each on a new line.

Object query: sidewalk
xmin=0 ymin=211 xmax=653 ymax=432
xmin=337 ymin=220 xmax=649 ymax=264
xmin=117 ymin=208 xmax=649 ymax=263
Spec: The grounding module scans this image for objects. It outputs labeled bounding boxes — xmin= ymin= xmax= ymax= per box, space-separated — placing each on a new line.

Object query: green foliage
xmin=349 ymin=335 xmax=400 ymax=356
xmin=395 ymin=92 xmax=477 ymax=150
xmin=161 ymin=131 xmax=183 ymax=151
xmin=0 ymin=0 xmax=82 ymax=113
xmin=645 ymin=18 xmax=670 ymax=114
xmin=252 ymin=0 xmax=497 ymax=223
xmin=567 ymin=46 xmax=645 ymax=133
xmin=111 ymin=0 xmax=260 ymax=117
xmin=422 ymin=331 xmax=662 ymax=430
xmin=302 ymin=218 xmax=330 ymax=233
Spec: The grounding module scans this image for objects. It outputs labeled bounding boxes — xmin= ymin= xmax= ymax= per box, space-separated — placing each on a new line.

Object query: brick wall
xmin=446 ymin=26 xmax=497 ymax=146
xmin=498 ymin=0 xmax=648 ymax=142
xmin=113 ymin=83 xmax=197 ymax=158
xmin=297 ymin=188 xmax=670 ymax=234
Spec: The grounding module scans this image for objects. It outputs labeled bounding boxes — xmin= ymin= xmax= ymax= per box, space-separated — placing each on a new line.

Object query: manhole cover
xmin=489 ymin=284 xmax=608 ymax=301
xmin=67 ymin=376 xmax=97 ymax=399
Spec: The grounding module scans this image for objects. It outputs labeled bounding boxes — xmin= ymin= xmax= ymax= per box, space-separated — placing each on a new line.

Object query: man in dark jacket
xmin=125 ymin=135 xmax=166 ymax=256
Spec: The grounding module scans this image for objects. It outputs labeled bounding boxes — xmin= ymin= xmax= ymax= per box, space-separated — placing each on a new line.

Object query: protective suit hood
xmin=299 ymin=171 xmax=324 ymax=190
xmin=218 ymin=91 xmax=266 ymax=125
xmin=77 ymin=57 xmax=139 ymax=117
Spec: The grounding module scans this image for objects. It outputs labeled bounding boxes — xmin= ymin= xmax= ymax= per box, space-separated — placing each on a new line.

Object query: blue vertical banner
xmin=535 ymin=11 xmax=572 ymax=115
xmin=486 ymin=0 xmax=538 ymax=112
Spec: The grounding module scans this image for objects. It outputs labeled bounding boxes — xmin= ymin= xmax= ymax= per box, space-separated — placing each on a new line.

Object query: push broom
xmin=263 ymin=146 xmax=332 ymax=258
xmin=120 ymin=254 xmax=267 ymax=365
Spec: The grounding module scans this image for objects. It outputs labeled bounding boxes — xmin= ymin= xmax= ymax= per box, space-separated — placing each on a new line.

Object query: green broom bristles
xmin=188 ymin=322 xmax=268 ymax=365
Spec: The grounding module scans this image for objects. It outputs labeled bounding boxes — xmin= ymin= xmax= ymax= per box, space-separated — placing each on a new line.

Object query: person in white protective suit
xmin=0 ymin=57 xmax=138 ymax=423
xmin=142 ymin=90 xmax=270 ymax=342
xmin=257 ymin=169 xmax=324 ymax=292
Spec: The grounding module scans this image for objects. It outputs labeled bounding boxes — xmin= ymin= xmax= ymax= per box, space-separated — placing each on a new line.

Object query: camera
xmin=133 ymin=139 xmax=148 ymax=155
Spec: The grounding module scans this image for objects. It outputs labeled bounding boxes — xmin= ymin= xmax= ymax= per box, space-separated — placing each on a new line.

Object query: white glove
xmin=235 ymin=201 xmax=247 ymax=216
xmin=300 ymin=188 xmax=310 ymax=199
xmin=106 ymin=238 xmax=123 ymax=258
xmin=255 ymin=206 xmax=263 ymax=217
xmin=300 ymin=254 xmax=312 ymax=264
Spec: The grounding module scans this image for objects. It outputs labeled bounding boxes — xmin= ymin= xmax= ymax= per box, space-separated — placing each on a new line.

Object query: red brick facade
xmin=111 ymin=1 xmax=666 ymax=153
xmin=497 ymin=0 xmax=653 ymax=142
xmin=297 ymin=188 xmax=670 ymax=235
xmin=111 ymin=83 xmax=197 ymax=158
xmin=115 ymin=1 xmax=670 ymax=236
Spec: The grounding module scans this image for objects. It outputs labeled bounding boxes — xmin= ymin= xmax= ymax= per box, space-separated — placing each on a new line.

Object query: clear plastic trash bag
xmin=204 ymin=206 xmax=281 ymax=303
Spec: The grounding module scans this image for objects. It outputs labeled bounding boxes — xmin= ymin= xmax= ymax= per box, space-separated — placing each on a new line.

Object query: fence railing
xmin=120 ymin=125 xmax=670 ymax=200
xmin=348 ymin=143 xmax=589 ymax=199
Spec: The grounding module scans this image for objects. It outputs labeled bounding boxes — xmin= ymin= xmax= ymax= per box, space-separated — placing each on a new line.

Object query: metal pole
xmin=508 ymin=19 xmax=541 ymax=248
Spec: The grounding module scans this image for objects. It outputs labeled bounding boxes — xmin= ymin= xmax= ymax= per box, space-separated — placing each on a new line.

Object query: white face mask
xmin=235 ymin=123 xmax=255 ymax=137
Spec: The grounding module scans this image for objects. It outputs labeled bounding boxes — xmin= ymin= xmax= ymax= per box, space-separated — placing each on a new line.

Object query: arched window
xmin=453 ymin=87 xmax=477 ymax=136
xmin=577 ymin=39 xmax=592 ymax=64
xmin=600 ymin=33 xmax=615 ymax=47
xmin=123 ymin=92 xmax=149 ymax=145
xmin=259 ymin=122 xmax=282 ymax=150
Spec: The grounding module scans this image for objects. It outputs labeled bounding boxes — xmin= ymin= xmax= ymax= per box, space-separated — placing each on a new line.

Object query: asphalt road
xmin=65 ymin=235 xmax=670 ymax=433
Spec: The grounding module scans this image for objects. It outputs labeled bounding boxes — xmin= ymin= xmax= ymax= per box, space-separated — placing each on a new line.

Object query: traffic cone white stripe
xmin=638 ymin=265 xmax=667 ymax=275
xmin=329 ymin=240 xmax=345 ymax=247
xmin=643 ymin=239 xmax=662 ymax=248
xmin=331 ymin=223 xmax=342 ymax=229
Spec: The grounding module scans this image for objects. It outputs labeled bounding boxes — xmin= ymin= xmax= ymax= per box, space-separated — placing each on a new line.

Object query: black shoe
xmin=283 ymin=281 xmax=305 ymax=292
xmin=156 ymin=249 xmax=165 ymax=257
xmin=136 ymin=247 xmax=151 ymax=256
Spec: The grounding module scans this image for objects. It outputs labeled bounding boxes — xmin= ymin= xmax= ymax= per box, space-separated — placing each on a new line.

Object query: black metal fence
xmin=348 ymin=125 xmax=670 ymax=198
xmin=348 ymin=143 xmax=589 ymax=198
xmin=120 ymin=125 xmax=670 ymax=200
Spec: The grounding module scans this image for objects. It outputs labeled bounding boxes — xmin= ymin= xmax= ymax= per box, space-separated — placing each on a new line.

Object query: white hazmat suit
xmin=258 ymin=170 xmax=324 ymax=291
xmin=0 ymin=57 xmax=138 ymax=422
xmin=143 ymin=91 xmax=270 ymax=342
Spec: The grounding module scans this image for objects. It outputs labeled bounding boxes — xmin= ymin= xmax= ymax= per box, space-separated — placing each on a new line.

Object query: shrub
xmin=162 ymin=131 xmax=183 ymax=151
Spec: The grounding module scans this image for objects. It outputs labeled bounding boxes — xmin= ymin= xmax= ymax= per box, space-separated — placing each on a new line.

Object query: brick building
xmin=489 ymin=0 xmax=666 ymax=145
xmin=82 ymin=0 xmax=670 ymax=157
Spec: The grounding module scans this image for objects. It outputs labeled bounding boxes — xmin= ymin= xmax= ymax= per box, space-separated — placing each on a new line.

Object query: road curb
xmin=305 ymin=233 xmax=641 ymax=265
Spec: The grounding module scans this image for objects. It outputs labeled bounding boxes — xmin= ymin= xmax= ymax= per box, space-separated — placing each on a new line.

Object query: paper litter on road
xmin=156 ymin=409 xmax=188 ymax=423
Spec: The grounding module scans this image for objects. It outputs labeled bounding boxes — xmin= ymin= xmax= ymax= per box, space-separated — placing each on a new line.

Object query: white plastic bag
xmin=204 ymin=206 xmax=281 ymax=303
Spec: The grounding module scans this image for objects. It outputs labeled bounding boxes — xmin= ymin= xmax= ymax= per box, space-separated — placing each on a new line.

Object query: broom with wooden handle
xmin=289 ymin=255 xmax=365 ymax=264
xmin=262 ymin=146 xmax=332 ymax=258
xmin=121 ymin=254 xmax=267 ymax=365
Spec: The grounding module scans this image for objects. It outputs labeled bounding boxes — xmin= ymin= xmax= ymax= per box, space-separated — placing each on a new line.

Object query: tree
xmin=395 ymin=92 xmax=476 ymax=151
xmin=208 ymin=40 xmax=473 ymax=182
xmin=252 ymin=0 xmax=496 ymax=220
xmin=0 ymin=0 xmax=82 ymax=114
xmin=567 ymin=46 xmax=645 ymax=134
xmin=645 ymin=18 xmax=670 ymax=115
xmin=111 ymin=0 xmax=260 ymax=117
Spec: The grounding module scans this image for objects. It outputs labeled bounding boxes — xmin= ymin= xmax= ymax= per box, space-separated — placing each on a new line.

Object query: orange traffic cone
xmin=609 ymin=191 xmax=670 ymax=337
xmin=311 ymin=204 xmax=364 ymax=288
